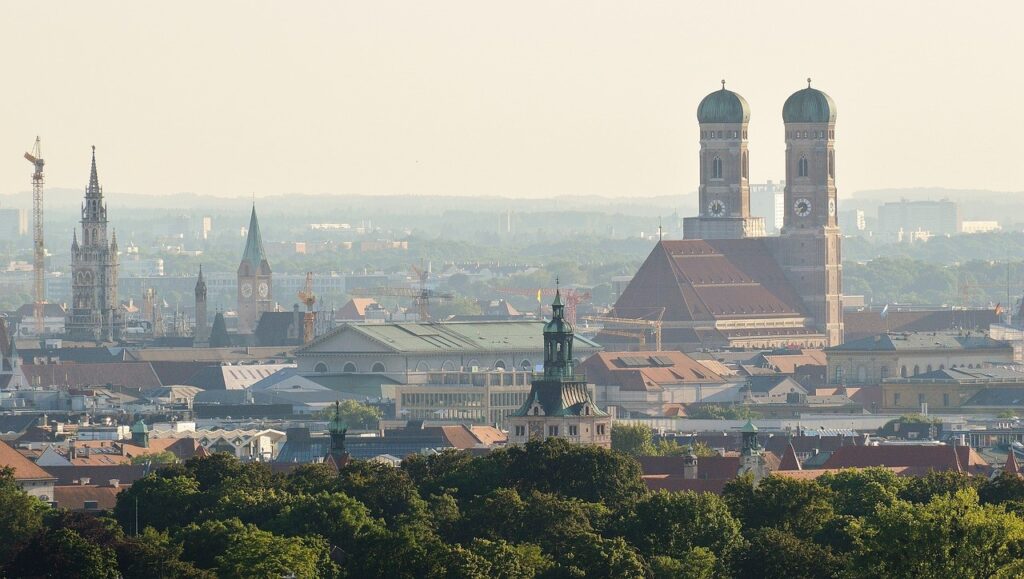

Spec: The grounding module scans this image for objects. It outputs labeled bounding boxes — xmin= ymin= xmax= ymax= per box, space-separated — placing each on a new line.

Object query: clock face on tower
xmin=794 ymin=198 xmax=812 ymax=217
xmin=828 ymin=198 xmax=836 ymax=217
xmin=708 ymin=199 xmax=726 ymax=217
xmin=258 ymin=282 xmax=269 ymax=298
xmin=241 ymin=282 xmax=253 ymax=298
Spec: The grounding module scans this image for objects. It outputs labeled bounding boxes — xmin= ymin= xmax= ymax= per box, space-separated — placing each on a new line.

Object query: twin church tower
xmin=685 ymin=80 xmax=842 ymax=346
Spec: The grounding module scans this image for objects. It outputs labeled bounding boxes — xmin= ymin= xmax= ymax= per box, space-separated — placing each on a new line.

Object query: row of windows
xmin=401 ymin=392 xmax=485 ymax=407
xmin=893 ymin=393 xmax=952 ymax=407
xmin=835 ymin=362 xmax=985 ymax=383
xmin=706 ymin=152 xmax=750 ymax=180
xmin=701 ymin=130 xmax=747 ymax=139
xmin=314 ymin=359 xmax=534 ymax=374
xmin=787 ymin=130 xmax=834 ymax=139
xmin=513 ymin=423 xmax=605 ymax=438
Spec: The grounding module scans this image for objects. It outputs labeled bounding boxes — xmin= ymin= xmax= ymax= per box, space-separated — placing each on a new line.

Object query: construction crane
xmin=23 ymin=137 xmax=45 ymax=337
xmin=297 ymin=272 xmax=316 ymax=343
xmin=352 ymin=265 xmax=453 ymax=322
xmin=497 ymin=287 xmax=591 ymax=325
xmin=583 ymin=314 xmax=663 ymax=351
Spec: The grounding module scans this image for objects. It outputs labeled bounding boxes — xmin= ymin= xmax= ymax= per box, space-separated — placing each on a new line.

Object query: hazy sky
xmin=1 ymin=1 xmax=1021 ymax=200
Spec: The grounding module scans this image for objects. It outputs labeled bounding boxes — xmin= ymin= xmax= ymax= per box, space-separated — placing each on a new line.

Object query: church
xmin=67 ymin=147 xmax=121 ymax=342
xmin=236 ymin=206 xmax=274 ymax=335
xmin=608 ymin=81 xmax=843 ymax=350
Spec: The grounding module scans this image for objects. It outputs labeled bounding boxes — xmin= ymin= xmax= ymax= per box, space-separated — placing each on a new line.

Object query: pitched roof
xmin=0 ymin=441 xmax=55 ymax=481
xmin=15 ymin=303 xmax=67 ymax=317
xmin=580 ymin=351 xmax=726 ymax=393
xmin=759 ymin=349 xmax=827 ymax=373
xmin=300 ymin=320 xmax=599 ymax=355
xmin=255 ymin=312 xmax=301 ymax=347
xmin=21 ymin=362 xmax=162 ymax=390
xmin=124 ymin=346 xmax=294 ymax=363
xmin=53 ymin=484 xmax=125 ymax=511
xmin=337 ymin=298 xmax=378 ymax=320
xmin=746 ymin=375 xmax=808 ymax=395
xmin=43 ymin=465 xmax=148 ymax=486
xmin=778 ymin=442 xmax=802 ymax=471
xmin=514 ymin=379 xmax=607 ymax=418
xmin=843 ymin=308 xmax=999 ymax=342
xmin=821 ymin=444 xmax=989 ymax=475
xmin=609 ymin=240 xmax=816 ymax=344
xmin=828 ymin=331 xmax=1012 ymax=353
xmin=1005 ymin=450 xmax=1021 ymax=475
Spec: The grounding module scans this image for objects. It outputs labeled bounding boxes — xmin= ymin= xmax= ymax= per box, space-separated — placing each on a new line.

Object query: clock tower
xmin=237 ymin=205 xmax=273 ymax=335
xmin=684 ymin=81 xmax=765 ymax=240
xmin=773 ymin=80 xmax=843 ymax=346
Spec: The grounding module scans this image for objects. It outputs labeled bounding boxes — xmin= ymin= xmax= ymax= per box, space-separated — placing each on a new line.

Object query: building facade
xmin=394 ymin=369 xmax=534 ymax=427
xmin=67 ymin=148 xmax=120 ymax=341
xmin=508 ymin=292 xmax=611 ymax=448
xmin=237 ymin=206 xmax=273 ymax=334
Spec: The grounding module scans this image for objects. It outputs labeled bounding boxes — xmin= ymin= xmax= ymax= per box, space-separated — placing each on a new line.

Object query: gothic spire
xmin=87 ymin=146 xmax=102 ymax=199
xmin=241 ymin=205 xmax=269 ymax=270
xmin=72 ymin=229 xmax=79 ymax=251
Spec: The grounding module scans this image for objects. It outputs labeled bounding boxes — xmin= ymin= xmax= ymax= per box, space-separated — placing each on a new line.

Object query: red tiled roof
xmin=1005 ymin=450 xmax=1021 ymax=475
xmin=53 ymin=484 xmax=125 ymax=511
xmin=612 ymin=240 xmax=811 ymax=325
xmin=440 ymin=426 xmax=484 ymax=449
xmin=0 ymin=441 xmax=55 ymax=481
xmin=761 ymin=350 xmax=827 ymax=373
xmin=642 ymin=476 xmax=729 ymax=494
xmin=22 ymin=362 xmax=162 ymax=390
xmin=469 ymin=426 xmax=507 ymax=446
xmin=778 ymin=442 xmax=802 ymax=471
xmin=822 ymin=445 xmax=989 ymax=475
xmin=580 ymin=351 xmax=725 ymax=393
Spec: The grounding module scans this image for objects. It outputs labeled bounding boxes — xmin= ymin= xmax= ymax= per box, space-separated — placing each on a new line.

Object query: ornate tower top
xmin=87 ymin=146 xmax=102 ymax=199
xmin=542 ymin=286 xmax=575 ymax=379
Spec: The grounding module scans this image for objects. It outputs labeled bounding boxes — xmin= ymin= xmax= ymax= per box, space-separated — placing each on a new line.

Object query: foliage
xmin=610 ymin=423 xmax=657 ymax=456
xmin=214 ymin=524 xmax=340 ymax=578
xmin=733 ymin=527 xmax=843 ymax=579
xmin=0 ymin=467 xmax=48 ymax=565
xmin=129 ymin=450 xmax=179 ymax=465
xmin=314 ymin=399 xmax=383 ymax=430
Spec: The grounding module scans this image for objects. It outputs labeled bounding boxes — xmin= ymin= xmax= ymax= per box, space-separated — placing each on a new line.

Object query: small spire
xmin=87 ymin=146 xmax=101 ymax=197
xmin=721 ymin=79 xmax=726 ymax=90
xmin=807 ymin=77 xmax=812 ymax=88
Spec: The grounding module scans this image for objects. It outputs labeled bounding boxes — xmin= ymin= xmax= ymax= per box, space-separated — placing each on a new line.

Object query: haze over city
xmin=2 ymin=1 xmax=1021 ymax=198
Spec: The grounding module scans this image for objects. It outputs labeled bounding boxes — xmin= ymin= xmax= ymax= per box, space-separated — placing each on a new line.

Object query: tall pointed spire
xmin=241 ymin=205 xmax=269 ymax=272
xmin=87 ymin=146 xmax=102 ymax=198
xmin=1005 ymin=449 xmax=1021 ymax=476
xmin=72 ymin=230 xmax=79 ymax=251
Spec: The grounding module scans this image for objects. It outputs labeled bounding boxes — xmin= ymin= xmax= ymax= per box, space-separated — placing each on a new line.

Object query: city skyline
xmin=2 ymin=1 xmax=1020 ymax=199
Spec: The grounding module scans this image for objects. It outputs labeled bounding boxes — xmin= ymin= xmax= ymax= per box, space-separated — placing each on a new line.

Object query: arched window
xmin=521 ymin=360 xmax=532 ymax=371
xmin=926 ymin=365 xmax=933 ymax=373
xmin=712 ymin=156 xmax=723 ymax=179
xmin=415 ymin=361 xmax=430 ymax=371
xmin=913 ymin=365 xmax=921 ymax=376
xmin=494 ymin=360 xmax=506 ymax=370
xmin=343 ymin=362 xmax=357 ymax=373
xmin=798 ymin=156 xmax=809 ymax=177
xmin=901 ymin=366 xmax=908 ymax=378
xmin=443 ymin=360 xmax=457 ymax=371
xmin=314 ymin=362 xmax=328 ymax=374
xmin=371 ymin=362 xmax=386 ymax=373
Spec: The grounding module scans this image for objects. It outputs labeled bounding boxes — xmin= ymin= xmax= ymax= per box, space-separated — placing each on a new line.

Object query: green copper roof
xmin=513 ymin=380 xmax=608 ymax=418
xmin=697 ymin=86 xmax=751 ymax=124
xmin=131 ymin=419 xmax=149 ymax=434
xmin=783 ymin=84 xmax=837 ymax=124
xmin=741 ymin=419 xmax=758 ymax=433
xmin=241 ymin=206 xmax=269 ymax=271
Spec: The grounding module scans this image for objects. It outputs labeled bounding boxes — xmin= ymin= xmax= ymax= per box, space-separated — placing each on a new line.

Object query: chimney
xmin=79 ymin=477 xmax=91 ymax=486
xmin=108 ymin=479 xmax=119 ymax=487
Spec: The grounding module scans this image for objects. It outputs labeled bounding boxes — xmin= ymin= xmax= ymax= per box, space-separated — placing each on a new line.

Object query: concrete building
xmin=878 ymin=199 xmax=960 ymax=240
xmin=0 ymin=207 xmax=27 ymax=242
xmin=395 ymin=369 xmax=534 ymax=427
xmin=881 ymin=366 xmax=1024 ymax=412
xmin=826 ymin=331 xmax=1016 ymax=386
xmin=750 ymin=181 xmax=786 ymax=234
xmin=610 ymin=81 xmax=842 ymax=350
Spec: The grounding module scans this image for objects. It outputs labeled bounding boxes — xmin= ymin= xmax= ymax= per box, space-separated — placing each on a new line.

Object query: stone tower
xmin=508 ymin=289 xmax=611 ymax=448
xmin=771 ymin=80 xmax=843 ymax=346
xmin=194 ymin=265 xmax=209 ymax=346
xmin=684 ymin=82 xmax=765 ymax=240
xmin=237 ymin=206 xmax=273 ymax=335
xmin=68 ymin=147 xmax=120 ymax=341
xmin=737 ymin=419 xmax=768 ymax=482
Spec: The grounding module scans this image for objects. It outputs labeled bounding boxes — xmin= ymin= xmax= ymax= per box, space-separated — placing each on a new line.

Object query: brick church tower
xmin=769 ymin=80 xmax=843 ymax=346
xmin=684 ymin=81 xmax=765 ymax=240
xmin=237 ymin=206 xmax=273 ymax=335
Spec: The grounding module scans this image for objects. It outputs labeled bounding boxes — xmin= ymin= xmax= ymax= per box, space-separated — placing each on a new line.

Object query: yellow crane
xmin=583 ymin=314 xmax=663 ymax=351
xmin=23 ymin=138 xmax=45 ymax=337
xmin=352 ymin=264 xmax=453 ymax=321
xmin=297 ymin=272 xmax=316 ymax=343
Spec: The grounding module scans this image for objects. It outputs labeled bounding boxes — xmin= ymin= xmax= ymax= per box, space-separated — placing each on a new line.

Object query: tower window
xmin=798 ymin=157 xmax=809 ymax=178
xmin=712 ymin=157 xmax=723 ymax=179
xmin=742 ymin=152 xmax=749 ymax=179
xmin=828 ymin=151 xmax=835 ymax=179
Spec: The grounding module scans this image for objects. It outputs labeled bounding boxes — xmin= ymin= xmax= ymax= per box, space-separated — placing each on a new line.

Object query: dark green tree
xmin=611 ymin=423 xmax=656 ymax=457
xmin=8 ymin=528 xmax=119 ymax=579
xmin=0 ymin=467 xmax=48 ymax=565
xmin=617 ymin=490 xmax=742 ymax=563
xmin=724 ymin=474 xmax=835 ymax=539
xmin=733 ymin=527 xmax=843 ymax=579
xmin=214 ymin=524 xmax=339 ymax=579
xmin=114 ymin=474 xmax=200 ymax=532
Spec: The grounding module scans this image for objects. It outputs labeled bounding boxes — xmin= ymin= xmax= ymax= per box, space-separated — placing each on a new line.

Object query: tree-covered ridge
xmin=3 ymin=444 xmax=1024 ymax=578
